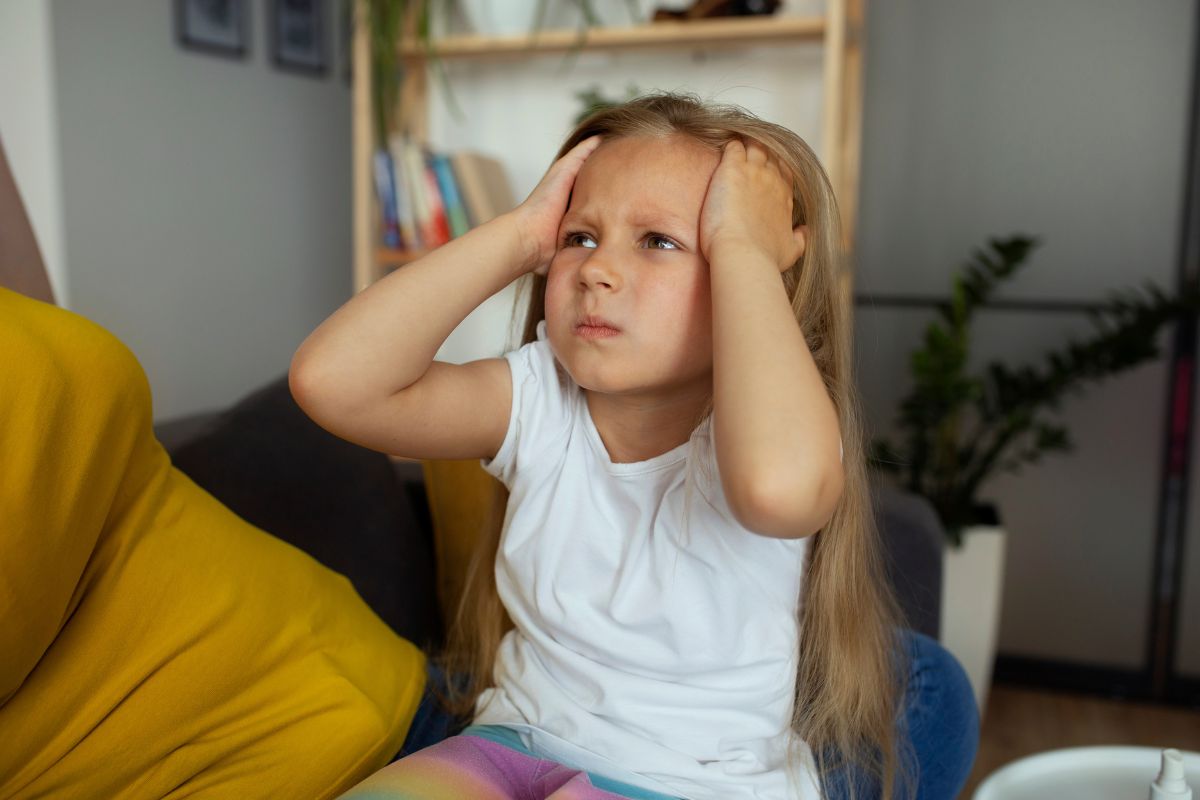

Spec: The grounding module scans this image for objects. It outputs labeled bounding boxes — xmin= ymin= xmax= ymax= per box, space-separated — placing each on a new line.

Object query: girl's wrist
xmin=480 ymin=211 xmax=540 ymax=280
xmin=706 ymin=242 xmax=779 ymax=273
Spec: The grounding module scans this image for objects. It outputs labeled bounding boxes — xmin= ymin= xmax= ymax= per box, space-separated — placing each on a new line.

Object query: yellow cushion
xmin=421 ymin=459 xmax=504 ymax=627
xmin=0 ymin=287 xmax=426 ymax=799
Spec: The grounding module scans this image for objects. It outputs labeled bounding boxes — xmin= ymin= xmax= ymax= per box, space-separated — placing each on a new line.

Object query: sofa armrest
xmin=873 ymin=483 xmax=944 ymax=640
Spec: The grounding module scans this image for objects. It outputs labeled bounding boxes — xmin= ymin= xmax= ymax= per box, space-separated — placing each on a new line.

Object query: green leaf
xmin=869 ymin=233 xmax=1192 ymax=544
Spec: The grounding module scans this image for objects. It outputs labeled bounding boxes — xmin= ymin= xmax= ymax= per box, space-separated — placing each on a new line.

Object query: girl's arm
xmin=700 ymin=140 xmax=844 ymax=539
xmin=290 ymin=136 xmax=604 ymax=460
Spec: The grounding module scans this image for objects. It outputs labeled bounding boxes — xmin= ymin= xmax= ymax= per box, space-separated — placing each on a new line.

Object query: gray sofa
xmin=154 ymin=372 xmax=946 ymax=649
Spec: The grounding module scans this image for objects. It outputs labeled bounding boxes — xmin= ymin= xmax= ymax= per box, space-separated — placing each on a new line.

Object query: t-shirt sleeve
xmin=480 ymin=320 xmax=573 ymax=488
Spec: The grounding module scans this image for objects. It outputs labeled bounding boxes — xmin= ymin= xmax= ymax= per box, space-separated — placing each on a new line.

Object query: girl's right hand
xmin=510 ymin=135 xmax=604 ymax=276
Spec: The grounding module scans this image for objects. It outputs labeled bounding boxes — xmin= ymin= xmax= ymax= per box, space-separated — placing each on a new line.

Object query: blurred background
xmin=2 ymin=0 xmax=1198 ymax=793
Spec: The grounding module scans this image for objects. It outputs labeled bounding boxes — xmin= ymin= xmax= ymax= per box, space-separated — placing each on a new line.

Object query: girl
xmin=291 ymin=92 xmax=978 ymax=799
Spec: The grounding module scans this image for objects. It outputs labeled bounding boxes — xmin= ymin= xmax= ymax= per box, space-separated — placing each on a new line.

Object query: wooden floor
xmin=958 ymin=684 xmax=1200 ymax=798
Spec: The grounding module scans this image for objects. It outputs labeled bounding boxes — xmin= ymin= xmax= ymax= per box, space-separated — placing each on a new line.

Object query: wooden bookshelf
xmin=352 ymin=3 xmax=866 ymax=294
xmin=377 ymin=247 xmax=432 ymax=270
xmin=398 ymin=16 xmax=826 ymax=60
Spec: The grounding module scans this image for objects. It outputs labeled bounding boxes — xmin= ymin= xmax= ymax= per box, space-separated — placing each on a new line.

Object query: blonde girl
xmin=292 ymin=92 xmax=978 ymax=799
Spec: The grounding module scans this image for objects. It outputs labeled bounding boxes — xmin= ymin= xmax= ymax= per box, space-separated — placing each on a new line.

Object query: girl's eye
xmin=562 ymin=231 xmax=597 ymax=249
xmin=645 ymin=234 xmax=679 ymax=251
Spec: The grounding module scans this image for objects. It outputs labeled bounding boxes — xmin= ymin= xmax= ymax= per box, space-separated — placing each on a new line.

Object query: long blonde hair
xmin=436 ymin=91 xmax=915 ymax=799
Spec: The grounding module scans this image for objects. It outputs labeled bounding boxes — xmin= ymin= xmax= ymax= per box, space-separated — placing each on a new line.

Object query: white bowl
xmin=974 ymin=746 xmax=1200 ymax=800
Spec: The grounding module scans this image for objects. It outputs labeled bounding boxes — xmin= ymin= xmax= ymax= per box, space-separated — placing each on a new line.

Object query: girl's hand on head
xmin=511 ymin=135 xmax=604 ymax=276
xmin=698 ymin=138 xmax=807 ymax=273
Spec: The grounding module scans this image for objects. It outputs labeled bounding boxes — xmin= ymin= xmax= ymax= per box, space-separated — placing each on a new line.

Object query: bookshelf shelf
xmin=377 ymin=247 xmax=432 ymax=268
xmin=398 ymin=16 xmax=826 ymax=60
xmin=352 ymin=3 xmax=865 ymax=295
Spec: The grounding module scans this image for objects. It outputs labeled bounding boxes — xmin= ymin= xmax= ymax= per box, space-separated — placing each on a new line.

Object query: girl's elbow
xmin=288 ymin=353 xmax=326 ymax=416
xmin=288 ymin=354 xmax=354 ymax=432
xmin=728 ymin=466 xmax=844 ymax=539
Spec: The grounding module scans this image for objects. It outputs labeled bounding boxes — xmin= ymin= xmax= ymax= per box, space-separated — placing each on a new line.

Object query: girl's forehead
xmin=588 ymin=133 xmax=716 ymax=168
xmin=572 ymin=135 xmax=719 ymax=204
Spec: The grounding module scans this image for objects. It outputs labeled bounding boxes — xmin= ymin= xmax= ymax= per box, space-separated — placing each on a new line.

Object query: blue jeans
xmin=817 ymin=629 xmax=980 ymax=799
xmin=397 ymin=629 xmax=979 ymax=800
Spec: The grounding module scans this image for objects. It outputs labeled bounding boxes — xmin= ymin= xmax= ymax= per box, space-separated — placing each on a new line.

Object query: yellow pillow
xmin=0 ymin=287 xmax=425 ymax=799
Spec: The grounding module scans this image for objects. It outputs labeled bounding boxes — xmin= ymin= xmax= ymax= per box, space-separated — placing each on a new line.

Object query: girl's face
xmin=545 ymin=135 xmax=720 ymax=402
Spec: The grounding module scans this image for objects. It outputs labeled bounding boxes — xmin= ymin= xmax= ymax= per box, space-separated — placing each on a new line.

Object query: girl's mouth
xmin=575 ymin=315 xmax=621 ymax=340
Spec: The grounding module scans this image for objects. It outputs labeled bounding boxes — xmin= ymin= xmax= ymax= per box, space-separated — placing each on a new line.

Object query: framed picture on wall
xmin=271 ymin=0 xmax=328 ymax=76
xmin=176 ymin=0 xmax=249 ymax=59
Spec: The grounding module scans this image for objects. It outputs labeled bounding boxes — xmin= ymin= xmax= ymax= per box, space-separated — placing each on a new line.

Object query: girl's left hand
xmin=698 ymin=138 xmax=807 ymax=272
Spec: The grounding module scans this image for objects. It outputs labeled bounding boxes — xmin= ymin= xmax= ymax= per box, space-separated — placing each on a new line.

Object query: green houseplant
xmin=870 ymin=234 xmax=1198 ymax=547
xmin=361 ymin=0 xmax=639 ymax=147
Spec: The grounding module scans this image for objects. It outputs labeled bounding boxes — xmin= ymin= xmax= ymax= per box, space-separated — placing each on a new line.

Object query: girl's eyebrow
xmin=562 ymin=208 xmax=692 ymax=232
xmin=632 ymin=211 xmax=692 ymax=231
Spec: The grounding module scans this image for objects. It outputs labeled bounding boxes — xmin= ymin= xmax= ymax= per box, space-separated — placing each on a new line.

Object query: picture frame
xmin=271 ymin=0 xmax=329 ymax=77
xmin=341 ymin=0 xmax=354 ymax=86
xmin=176 ymin=0 xmax=249 ymax=59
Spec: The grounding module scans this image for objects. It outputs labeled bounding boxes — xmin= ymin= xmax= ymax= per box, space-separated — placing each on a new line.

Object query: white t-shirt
xmin=475 ymin=322 xmax=822 ymax=800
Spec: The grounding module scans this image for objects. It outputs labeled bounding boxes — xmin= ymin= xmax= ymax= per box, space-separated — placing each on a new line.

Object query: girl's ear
xmin=784 ymin=224 xmax=808 ymax=272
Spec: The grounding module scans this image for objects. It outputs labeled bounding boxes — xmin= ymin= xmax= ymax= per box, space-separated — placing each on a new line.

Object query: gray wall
xmin=51 ymin=0 xmax=353 ymax=421
xmin=854 ymin=0 xmax=1197 ymax=673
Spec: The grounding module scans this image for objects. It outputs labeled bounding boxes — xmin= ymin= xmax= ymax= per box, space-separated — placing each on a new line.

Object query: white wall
xmin=0 ymin=0 xmax=68 ymax=305
xmin=50 ymin=0 xmax=354 ymax=421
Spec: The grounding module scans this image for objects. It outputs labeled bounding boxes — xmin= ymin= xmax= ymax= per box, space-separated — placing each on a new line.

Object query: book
xmin=387 ymin=133 xmax=421 ymax=251
xmin=430 ymin=152 xmax=470 ymax=239
xmin=400 ymin=137 xmax=439 ymax=250
xmin=449 ymin=151 xmax=517 ymax=228
xmin=372 ymin=149 xmax=403 ymax=249
xmin=421 ymin=150 xmax=452 ymax=247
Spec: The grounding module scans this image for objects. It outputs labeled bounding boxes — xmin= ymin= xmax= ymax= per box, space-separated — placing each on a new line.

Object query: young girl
xmin=291 ymin=92 xmax=978 ymax=800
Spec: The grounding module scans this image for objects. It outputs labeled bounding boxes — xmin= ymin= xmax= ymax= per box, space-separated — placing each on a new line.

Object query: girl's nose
xmin=578 ymin=248 xmax=621 ymax=291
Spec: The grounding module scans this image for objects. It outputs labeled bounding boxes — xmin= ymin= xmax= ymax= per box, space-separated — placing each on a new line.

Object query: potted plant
xmin=869 ymin=234 xmax=1198 ymax=711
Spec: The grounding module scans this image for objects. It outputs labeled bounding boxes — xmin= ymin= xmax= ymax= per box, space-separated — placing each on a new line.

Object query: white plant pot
xmin=939 ymin=524 xmax=1007 ymax=717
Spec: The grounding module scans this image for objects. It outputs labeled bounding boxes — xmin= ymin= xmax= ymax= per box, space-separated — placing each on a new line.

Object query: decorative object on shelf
xmin=870 ymin=234 xmax=1199 ymax=547
xmin=458 ymin=0 xmax=642 ymax=36
xmin=271 ymin=0 xmax=329 ymax=76
xmin=176 ymin=0 xmax=249 ymax=59
xmin=572 ymin=84 xmax=642 ymax=124
xmin=652 ymin=0 xmax=781 ymax=22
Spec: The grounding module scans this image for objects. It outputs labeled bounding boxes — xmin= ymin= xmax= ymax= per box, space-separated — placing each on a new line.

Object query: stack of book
xmin=372 ymin=136 xmax=517 ymax=256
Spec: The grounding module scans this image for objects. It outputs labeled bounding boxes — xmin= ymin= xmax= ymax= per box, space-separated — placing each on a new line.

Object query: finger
xmin=566 ymin=134 xmax=604 ymax=164
xmin=744 ymin=139 xmax=769 ymax=164
xmin=544 ymin=135 xmax=602 ymax=180
xmin=723 ymin=138 xmax=746 ymax=161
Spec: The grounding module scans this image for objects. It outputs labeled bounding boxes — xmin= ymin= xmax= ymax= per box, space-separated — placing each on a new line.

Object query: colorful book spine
xmin=387 ymin=134 xmax=421 ymax=251
xmin=421 ymin=150 xmax=452 ymax=247
xmin=430 ymin=153 xmax=470 ymax=239
xmin=450 ymin=151 xmax=517 ymax=228
xmin=401 ymin=137 xmax=437 ymax=250
xmin=371 ymin=149 xmax=403 ymax=249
